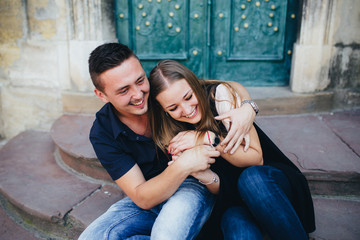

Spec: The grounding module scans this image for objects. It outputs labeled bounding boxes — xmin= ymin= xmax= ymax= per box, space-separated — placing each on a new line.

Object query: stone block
xmin=0 ymin=0 xmax=24 ymax=44
xmin=26 ymin=0 xmax=65 ymax=40
xmin=248 ymin=87 xmax=334 ymax=115
xmin=333 ymin=0 xmax=360 ymax=44
xmin=69 ymin=40 xmax=105 ymax=92
xmin=299 ymin=0 xmax=332 ymax=45
xmin=0 ymin=45 xmax=21 ymax=72
xmin=9 ymin=41 xmax=60 ymax=89
xmin=0 ymin=130 xmax=101 ymax=239
xmin=62 ymin=91 xmax=104 ymax=114
xmin=70 ymin=185 xmax=126 ymax=229
xmin=310 ymin=197 xmax=360 ymax=240
xmin=51 ymin=114 xmax=112 ymax=182
xmin=322 ymin=110 xmax=360 ymax=156
xmin=1 ymin=86 xmax=62 ymax=138
xmin=290 ymin=44 xmax=332 ymax=93
xmin=256 ymin=115 xmax=360 ymax=173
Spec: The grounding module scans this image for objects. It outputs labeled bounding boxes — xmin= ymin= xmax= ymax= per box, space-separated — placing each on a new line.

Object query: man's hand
xmin=173 ymin=145 xmax=220 ymax=173
xmin=167 ymin=131 xmax=199 ymax=156
xmin=215 ymin=104 xmax=255 ymax=154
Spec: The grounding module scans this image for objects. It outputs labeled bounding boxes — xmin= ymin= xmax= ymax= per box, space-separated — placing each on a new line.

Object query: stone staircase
xmin=0 ymin=88 xmax=359 ymax=240
xmin=0 ymin=116 xmax=127 ymax=239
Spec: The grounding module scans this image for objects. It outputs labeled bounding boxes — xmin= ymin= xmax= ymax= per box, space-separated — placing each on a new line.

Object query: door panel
xmin=211 ymin=0 xmax=298 ymax=86
xmin=115 ymin=0 xmax=208 ymax=77
xmin=228 ymin=0 xmax=287 ymax=60
xmin=115 ymin=0 xmax=299 ymax=86
xmin=134 ymin=0 xmax=188 ymax=60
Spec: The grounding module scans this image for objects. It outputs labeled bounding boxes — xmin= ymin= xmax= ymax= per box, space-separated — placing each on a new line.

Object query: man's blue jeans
xmin=78 ymin=177 xmax=215 ymax=240
xmin=221 ymin=165 xmax=308 ymax=240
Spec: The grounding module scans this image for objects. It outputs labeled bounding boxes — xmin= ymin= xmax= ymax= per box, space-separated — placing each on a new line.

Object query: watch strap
xmin=241 ymin=100 xmax=259 ymax=115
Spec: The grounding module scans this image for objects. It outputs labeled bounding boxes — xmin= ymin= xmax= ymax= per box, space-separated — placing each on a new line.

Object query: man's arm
xmin=115 ymin=145 xmax=219 ymax=210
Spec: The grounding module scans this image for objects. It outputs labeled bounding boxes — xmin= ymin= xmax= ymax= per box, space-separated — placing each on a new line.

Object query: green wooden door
xmin=115 ymin=0 xmax=299 ymax=86
xmin=115 ymin=0 xmax=208 ymax=78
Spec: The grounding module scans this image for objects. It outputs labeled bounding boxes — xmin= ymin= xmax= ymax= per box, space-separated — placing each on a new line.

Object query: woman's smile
xmin=184 ymin=106 xmax=198 ymax=119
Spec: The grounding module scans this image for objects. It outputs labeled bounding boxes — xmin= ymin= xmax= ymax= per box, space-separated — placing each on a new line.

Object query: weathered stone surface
xmin=249 ymin=87 xmax=334 ymax=115
xmin=1 ymin=86 xmax=62 ymax=138
xmin=9 ymin=41 xmax=61 ymax=88
xmin=0 ymin=203 xmax=41 ymax=240
xmin=51 ymin=114 xmax=112 ymax=181
xmin=310 ymin=197 xmax=360 ymax=240
xmin=306 ymin=171 xmax=360 ymax=196
xmin=69 ymin=40 xmax=105 ymax=92
xmin=62 ymin=91 xmax=104 ymax=114
xmin=0 ymin=0 xmax=23 ymax=69
xmin=51 ymin=114 xmax=96 ymax=160
xmin=70 ymin=185 xmax=126 ymax=229
xmin=0 ymin=130 xmax=101 ymax=222
xmin=256 ymin=114 xmax=360 ymax=173
xmin=321 ymin=110 xmax=360 ymax=156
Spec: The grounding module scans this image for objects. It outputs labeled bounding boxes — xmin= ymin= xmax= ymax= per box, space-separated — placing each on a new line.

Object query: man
xmin=79 ymin=43 xmax=256 ymax=240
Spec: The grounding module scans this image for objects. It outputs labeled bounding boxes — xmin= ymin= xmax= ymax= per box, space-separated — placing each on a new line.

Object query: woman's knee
xmin=237 ymin=166 xmax=268 ymax=193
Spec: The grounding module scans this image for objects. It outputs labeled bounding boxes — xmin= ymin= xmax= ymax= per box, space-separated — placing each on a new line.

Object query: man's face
xmin=95 ymin=56 xmax=150 ymax=118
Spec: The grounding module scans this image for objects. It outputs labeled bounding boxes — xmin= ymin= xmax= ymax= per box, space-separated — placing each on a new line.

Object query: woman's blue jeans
xmin=221 ymin=165 xmax=308 ymax=240
xmin=78 ymin=177 xmax=215 ymax=240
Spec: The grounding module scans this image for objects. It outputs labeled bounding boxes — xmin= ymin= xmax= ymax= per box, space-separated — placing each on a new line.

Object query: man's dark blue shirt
xmin=90 ymin=103 xmax=168 ymax=181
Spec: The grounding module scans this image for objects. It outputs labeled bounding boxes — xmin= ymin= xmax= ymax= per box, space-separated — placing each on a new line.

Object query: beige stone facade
xmin=0 ymin=0 xmax=359 ymax=139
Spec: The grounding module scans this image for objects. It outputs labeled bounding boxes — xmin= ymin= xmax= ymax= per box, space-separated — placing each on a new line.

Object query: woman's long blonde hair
xmin=148 ymin=60 xmax=239 ymax=153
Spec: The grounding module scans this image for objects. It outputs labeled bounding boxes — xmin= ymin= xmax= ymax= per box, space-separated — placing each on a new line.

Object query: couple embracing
xmin=79 ymin=43 xmax=315 ymax=240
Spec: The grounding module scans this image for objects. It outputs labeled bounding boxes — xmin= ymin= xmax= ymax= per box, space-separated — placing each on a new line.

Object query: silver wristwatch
xmin=241 ymin=100 xmax=259 ymax=115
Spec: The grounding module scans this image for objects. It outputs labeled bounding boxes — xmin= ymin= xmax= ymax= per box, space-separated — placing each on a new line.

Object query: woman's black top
xmin=196 ymin=84 xmax=315 ymax=239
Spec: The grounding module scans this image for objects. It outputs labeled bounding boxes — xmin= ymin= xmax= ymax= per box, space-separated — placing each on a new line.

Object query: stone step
xmin=309 ymin=196 xmax=360 ymax=240
xmin=0 ymin=109 xmax=359 ymax=239
xmin=0 ymin=130 xmax=125 ymax=239
xmin=50 ymin=114 xmax=112 ymax=182
xmin=248 ymin=87 xmax=334 ymax=115
xmin=0 ymin=201 xmax=42 ymax=240
xmin=255 ymin=111 xmax=360 ymax=197
xmin=50 ymin=112 xmax=360 ymax=197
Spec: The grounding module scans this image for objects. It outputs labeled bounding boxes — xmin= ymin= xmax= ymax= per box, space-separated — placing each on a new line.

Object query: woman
xmin=148 ymin=60 xmax=315 ymax=239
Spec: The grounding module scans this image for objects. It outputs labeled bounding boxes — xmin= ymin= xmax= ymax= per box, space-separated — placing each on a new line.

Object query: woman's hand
xmin=215 ymin=104 xmax=255 ymax=154
xmin=172 ymin=145 xmax=220 ymax=173
xmin=167 ymin=131 xmax=200 ymax=156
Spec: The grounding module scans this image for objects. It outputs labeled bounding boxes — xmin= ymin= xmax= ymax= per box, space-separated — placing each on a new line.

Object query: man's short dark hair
xmin=88 ymin=43 xmax=137 ymax=92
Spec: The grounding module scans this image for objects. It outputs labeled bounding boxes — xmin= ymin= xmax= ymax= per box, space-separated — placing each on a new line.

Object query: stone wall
xmin=329 ymin=0 xmax=360 ymax=92
xmin=290 ymin=0 xmax=360 ymax=93
xmin=0 ymin=0 xmax=359 ymax=139
xmin=0 ymin=0 xmax=115 ymax=139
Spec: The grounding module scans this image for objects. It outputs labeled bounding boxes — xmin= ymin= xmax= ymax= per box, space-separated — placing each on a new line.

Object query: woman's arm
xmin=215 ymin=81 xmax=256 ymax=154
xmin=211 ymin=83 xmax=262 ymax=167
xmin=168 ymin=127 xmax=262 ymax=168
xmin=207 ymin=128 xmax=263 ymax=167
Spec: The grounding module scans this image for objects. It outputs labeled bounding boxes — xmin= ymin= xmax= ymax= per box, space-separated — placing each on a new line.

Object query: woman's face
xmin=155 ymin=79 xmax=202 ymax=125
